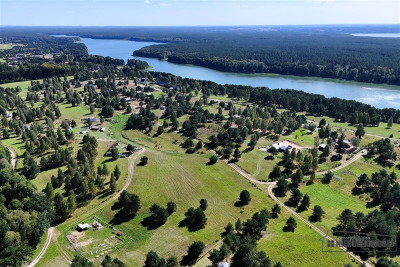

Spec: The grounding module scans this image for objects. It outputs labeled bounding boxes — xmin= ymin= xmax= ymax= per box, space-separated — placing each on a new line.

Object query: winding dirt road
xmin=27 ymin=227 xmax=54 ymax=267
xmin=211 ymin=149 xmax=371 ymax=266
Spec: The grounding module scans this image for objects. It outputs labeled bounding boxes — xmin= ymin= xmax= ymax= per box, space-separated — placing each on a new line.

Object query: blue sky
xmin=1 ymin=0 xmax=399 ymax=26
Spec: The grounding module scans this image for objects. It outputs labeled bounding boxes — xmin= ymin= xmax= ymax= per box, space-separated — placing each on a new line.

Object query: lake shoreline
xmin=53 ymin=35 xmax=400 ymax=109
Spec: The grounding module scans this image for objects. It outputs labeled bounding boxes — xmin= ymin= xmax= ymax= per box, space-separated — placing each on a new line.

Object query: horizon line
xmin=1 ymin=23 xmax=400 ymax=27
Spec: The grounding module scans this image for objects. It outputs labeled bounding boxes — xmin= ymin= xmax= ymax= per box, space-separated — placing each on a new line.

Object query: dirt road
xmin=27 ymin=227 xmax=54 ymax=267
xmin=211 ymin=149 xmax=371 ymax=266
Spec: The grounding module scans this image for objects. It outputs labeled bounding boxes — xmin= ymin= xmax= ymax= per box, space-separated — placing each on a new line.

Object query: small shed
xmin=318 ymin=144 xmax=327 ymax=151
xmin=77 ymin=223 xmax=91 ymax=231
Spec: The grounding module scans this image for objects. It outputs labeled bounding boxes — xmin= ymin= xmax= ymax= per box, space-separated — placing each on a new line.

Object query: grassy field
xmin=296 ymin=183 xmax=372 ymax=231
xmin=92 ymin=148 xmax=275 ymax=266
xmin=36 ymin=238 xmax=70 ymax=267
xmin=0 ymin=43 xmax=13 ymax=49
xmin=257 ymin=207 xmax=357 ymax=267
xmin=236 ymin=143 xmax=282 ymax=181
xmin=305 ymin=114 xmax=400 ymax=140
xmin=282 ymin=128 xmax=315 ymax=148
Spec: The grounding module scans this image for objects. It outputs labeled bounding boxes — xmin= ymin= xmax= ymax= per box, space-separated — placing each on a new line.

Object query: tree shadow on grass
xmin=234 ymin=200 xmax=247 ymax=208
xmin=180 ymin=255 xmax=197 ymax=266
xmin=282 ymin=226 xmax=295 ymax=232
xmin=109 ymin=209 xmax=137 ymax=225
xmin=242 ymin=147 xmax=253 ymax=154
xmin=98 ymin=190 xmax=113 ymax=200
xmin=140 ymin=216 xmax=165 ymax=230
xmin=296 ymin=206 xmax=307 ymax=213
xmin=308 ymin=215 xmax=320 ymax=223
xmin=178 ymin=218 xmax=203 ymax=232
xmin=111 ymin=201 xmax=123 ymax=211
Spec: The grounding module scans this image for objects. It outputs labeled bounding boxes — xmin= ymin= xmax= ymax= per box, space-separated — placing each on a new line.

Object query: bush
xmin=208 ymin=155 xmax=218 ymax=165
xmin=140 ymin=156 xmax=148 ymax=165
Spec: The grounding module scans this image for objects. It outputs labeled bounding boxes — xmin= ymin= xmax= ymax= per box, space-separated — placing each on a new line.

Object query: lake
xmin=69 ymin=36 xmax=400 ymax=109
xmin=351 ymin=33 xmax=400 ymax=38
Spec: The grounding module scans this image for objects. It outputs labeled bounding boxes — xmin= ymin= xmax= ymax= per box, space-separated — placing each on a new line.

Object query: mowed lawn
xmin=297 ymin=183 xmax=372 ymax=231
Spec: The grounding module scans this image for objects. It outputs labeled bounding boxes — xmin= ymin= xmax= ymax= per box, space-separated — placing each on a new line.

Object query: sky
xmin=1 ymin=0 xmax=399 ymax=26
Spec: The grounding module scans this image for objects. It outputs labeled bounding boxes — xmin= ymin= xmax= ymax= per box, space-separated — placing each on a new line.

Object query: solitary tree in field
xmin=322 ymin=171 xmax=333 ymax=184
xmin=208 ymin=155 xmax=218 ymax=165
xmin=157 ymin=126 xmax=164 ymax=135
xmin=239 ymin=190 xmax=251 ymax=205
xmin=284 ymin=216 xmax=297 ymax=232
xmin=140 ymin=156 xmax=148 ymax=165
xmin=166 ymin=201 xmax=177 ymax=215
xmin=310 ymin=205 xmax=325 ymax=222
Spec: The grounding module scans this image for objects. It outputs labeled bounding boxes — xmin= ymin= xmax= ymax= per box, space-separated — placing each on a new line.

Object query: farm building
xmin=138 ymin=78 xmax=147 ymax=84
xmin=343 ymin=140 xmax=352 ymax=148
xmin=92 ymin=221 xmax=103 ymax=230
xmin=268 ymin=142 xmax=292 ymax=152
xmin=318 ymin=144 xmax=327 ymax=151
xmin=77 ymin=223 xmax=91 ymax=231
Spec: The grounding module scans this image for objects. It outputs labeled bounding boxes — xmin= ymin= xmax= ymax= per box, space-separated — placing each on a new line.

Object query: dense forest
xmin=133 ymin=31 xmax=400 ymax=85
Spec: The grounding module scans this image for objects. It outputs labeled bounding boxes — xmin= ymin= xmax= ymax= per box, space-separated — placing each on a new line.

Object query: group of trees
xmin=0 ymin=142 xmax=54 ymax=266
xmin=208 ymin=209 xmax=285 ymax=267
xmin=367 ymin=138 xmax=397 ymax=167
xmin=143 ymin=202 xmax=176 ymax=229
xmin=182 ymin=199 xmax=208 ymax=231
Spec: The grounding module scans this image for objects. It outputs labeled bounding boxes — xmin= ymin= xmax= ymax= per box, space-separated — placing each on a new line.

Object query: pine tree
xmin=284 ymin=216 xmax=297 ymax=232
xmin=110 ymin=175 xmax=117 ymax=193
xmin=113 ymin=165 xmax=121 ymax=180
xmin=43 ymin=182 xmax=54 ymax=200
